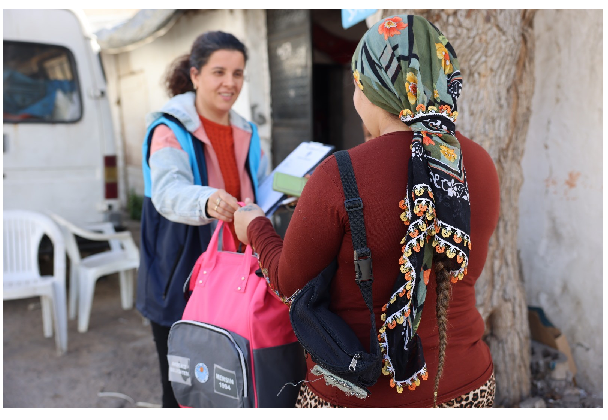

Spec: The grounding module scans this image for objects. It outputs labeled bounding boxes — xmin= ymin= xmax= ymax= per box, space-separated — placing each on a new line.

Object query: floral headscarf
xmin=352 ymin=15 xmax=471 ymax=393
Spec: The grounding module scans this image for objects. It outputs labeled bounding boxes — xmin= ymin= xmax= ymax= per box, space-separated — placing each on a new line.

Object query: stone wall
xmin=518 ymin=9 xmax=603 ymax=395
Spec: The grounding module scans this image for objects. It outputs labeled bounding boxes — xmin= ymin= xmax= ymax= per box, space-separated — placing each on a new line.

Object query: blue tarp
xmin=4 ymin=69 xmax=75 ymax=119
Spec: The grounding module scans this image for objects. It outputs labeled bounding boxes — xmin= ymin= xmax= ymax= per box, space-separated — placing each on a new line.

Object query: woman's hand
xmin=234 ymin=198 xmax=265 ymax=245
xmin=207 ymin=189 xmax=240 ymax=222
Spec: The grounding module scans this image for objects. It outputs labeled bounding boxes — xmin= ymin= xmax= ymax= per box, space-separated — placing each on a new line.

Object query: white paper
xmin=257 ymin=142 xmax=334 ymax=216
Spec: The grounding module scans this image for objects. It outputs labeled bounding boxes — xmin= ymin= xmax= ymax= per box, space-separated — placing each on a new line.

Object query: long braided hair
xmin=433 ymin=256 xmax=454 ymax=406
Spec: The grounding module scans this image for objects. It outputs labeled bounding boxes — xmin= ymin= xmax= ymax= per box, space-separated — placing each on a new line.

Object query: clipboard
xmin=257 ymin=142 xmax=335 ymax=216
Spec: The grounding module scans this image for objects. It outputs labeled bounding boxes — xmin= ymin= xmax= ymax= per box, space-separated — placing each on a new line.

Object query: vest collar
xmin=146 ymin=91 xmax=252 ymax=134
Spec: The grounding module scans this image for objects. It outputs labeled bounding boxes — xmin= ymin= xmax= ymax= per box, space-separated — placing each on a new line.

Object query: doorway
xmin=265 ymin=9 xmax=369 ymax=238
xmin=311 ymin=9 xmax=368 ymax=152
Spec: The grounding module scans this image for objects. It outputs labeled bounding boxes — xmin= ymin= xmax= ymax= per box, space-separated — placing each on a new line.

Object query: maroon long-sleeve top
xmin=248 ymin=130 xmax=500 ymax=407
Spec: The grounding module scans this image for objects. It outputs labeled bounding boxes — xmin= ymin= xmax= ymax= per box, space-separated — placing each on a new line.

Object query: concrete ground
xmin=3 ymin=219 xmax=163 ymax=408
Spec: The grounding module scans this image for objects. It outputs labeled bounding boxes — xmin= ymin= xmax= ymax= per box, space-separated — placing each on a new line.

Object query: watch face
xmin=194 ymin=362 xmax=209 ymax=383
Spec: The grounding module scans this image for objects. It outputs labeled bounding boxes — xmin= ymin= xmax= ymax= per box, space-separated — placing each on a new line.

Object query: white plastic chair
xmin=3 ymin=210 xmax=68 ymax=355
xmin=50 ymin=213 xmax=140 ymax=333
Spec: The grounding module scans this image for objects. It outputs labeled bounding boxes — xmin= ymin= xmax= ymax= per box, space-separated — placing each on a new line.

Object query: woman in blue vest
xmin=137 ymin=31 xmax=268 ymax=407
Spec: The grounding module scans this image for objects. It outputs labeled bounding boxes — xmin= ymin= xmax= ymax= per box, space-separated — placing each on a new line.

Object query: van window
xmin=3 ymin=41 xmax=82 ymax=123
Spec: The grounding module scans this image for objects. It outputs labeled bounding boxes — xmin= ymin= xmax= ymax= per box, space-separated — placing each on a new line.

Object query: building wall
xmin=103 ymin=9 xmax=272 ymax=197
xmin=518 ymin=9 xmax=603 ymax=395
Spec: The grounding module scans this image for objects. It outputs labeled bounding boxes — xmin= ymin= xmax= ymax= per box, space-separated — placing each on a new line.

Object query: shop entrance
xmin=310 ymin=9 xmax=368 ymax=151
xmin=265 ymin=9 xmax=369 ymax=237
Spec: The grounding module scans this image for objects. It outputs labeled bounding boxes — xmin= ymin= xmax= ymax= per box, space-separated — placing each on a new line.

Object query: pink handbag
xmin=167 ymin=219 xmax=306 ymax=408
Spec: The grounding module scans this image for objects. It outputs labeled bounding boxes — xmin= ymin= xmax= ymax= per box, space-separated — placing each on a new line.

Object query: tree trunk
xmin=374 ymin=9 xmax=536 ymax=406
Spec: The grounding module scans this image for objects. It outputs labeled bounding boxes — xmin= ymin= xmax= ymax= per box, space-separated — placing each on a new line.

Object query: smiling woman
xmin=136 ymin=31 xmax=268 ymax=407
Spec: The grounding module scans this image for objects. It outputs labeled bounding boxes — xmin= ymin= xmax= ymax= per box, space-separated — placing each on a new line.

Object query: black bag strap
xmin=334 ymin=150 xmax=378 ymax=350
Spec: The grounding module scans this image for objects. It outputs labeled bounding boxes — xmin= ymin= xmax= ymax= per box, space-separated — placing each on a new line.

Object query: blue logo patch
xmin=194 ymin=362 xmax=209 ymax=383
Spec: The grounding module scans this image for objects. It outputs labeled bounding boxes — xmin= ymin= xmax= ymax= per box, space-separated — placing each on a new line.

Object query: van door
xmin=3 ymin=9 xmax=118 ymax=226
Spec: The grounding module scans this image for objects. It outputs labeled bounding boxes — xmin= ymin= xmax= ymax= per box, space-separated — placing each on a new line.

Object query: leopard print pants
xmin=437 ymin=372 xmax=496 ymax=407
xmin=294 ymin=372 xmax=496 ymax=408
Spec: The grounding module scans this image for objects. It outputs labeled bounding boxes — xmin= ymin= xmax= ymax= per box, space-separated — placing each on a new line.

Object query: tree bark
xmin=375 ymin=9 xmax=536 ymax=406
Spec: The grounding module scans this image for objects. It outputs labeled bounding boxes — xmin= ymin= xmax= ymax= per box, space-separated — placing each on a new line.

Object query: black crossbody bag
xmin=289 ymin=150 xmax=382 ymax=399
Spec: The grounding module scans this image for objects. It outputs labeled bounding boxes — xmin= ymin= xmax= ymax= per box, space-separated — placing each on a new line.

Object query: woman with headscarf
xmin=234 ymin=15 xmax=499 ymax=407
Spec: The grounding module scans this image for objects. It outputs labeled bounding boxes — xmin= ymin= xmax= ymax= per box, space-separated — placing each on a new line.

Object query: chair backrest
xmin=86 ymin=222 xmax=122 ymax=252
xmin=3 ymin=210 xmax=66 ymax=284
xmin=50 ymin=213 xmax=138 ymax=259
xmin=51 ymin=216 xmax=82 ymax=266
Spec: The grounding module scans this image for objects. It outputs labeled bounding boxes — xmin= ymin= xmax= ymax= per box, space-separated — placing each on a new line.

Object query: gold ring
xmin=216 ymin=197 xmax=222 ymax=205
xmin=214 ymin=205 xmax=219 ymax=212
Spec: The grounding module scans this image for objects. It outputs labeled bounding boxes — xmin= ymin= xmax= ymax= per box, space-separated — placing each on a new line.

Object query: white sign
xmin=341 ymin=9 xmax=377 ymax=29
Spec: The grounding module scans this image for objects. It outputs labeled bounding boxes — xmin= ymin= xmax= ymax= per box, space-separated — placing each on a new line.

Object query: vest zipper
xmin=182 ymin=264 xmax=196 ymax=298
xmin=163 ymin=243 xmax=185 ymax=299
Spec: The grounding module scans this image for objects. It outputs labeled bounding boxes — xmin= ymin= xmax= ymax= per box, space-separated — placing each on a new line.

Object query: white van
xmin=3 ymin=9 xmax=123 ymax=228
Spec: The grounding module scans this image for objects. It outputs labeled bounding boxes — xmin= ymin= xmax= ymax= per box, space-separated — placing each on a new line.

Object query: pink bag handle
xmin=189 ymin=202 xmax=246 ymax=292
xmin=201 ymin=220 xmax=234 ymax=264
xmin=203 ymin=200 xmax=245 ymax=257
xmin=197 ymin=202 xmax=255 ymax=293
xmin=218 ymin=219 xmax=237 ymax=252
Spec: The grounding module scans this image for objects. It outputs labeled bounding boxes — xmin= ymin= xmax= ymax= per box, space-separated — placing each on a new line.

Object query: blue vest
xmin=136 ymin=114 xmax=261 ymax=326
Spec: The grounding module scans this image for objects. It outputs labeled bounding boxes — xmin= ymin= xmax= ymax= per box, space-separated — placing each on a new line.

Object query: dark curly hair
xmin=164 ymin=31 xmax=248 ymax=97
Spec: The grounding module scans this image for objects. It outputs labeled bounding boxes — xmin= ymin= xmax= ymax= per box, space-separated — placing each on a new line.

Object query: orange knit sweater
xmin=199 ymin=115 xmax=241 ymax=201
xmin=199 ymin=115 xmax=241 ymax=246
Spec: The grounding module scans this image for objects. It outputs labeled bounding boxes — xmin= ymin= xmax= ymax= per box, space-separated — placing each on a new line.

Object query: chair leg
xmin=51 ymin=281 xmax=68 ymax=355
xmin=128 ymin=269 xmax=135 ymax=308
xmin=68 ymin=264 xmax=79 ymax=320
xmin=119 ymin=269 xmax=134 ymax=310
xmin=78 ymin=269 xmax=97 ymax=333
xmin=41 ymin=296 xmax=53 ymax=338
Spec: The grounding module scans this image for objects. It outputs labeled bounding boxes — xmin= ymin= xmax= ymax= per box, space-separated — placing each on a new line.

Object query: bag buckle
xmin=354 ymin=247 xmax=373 ymax=283
xmin=348 ymin=353 xmax=362 ymax=372
xmin=344 ymin=198 xmax=363 ymax=212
